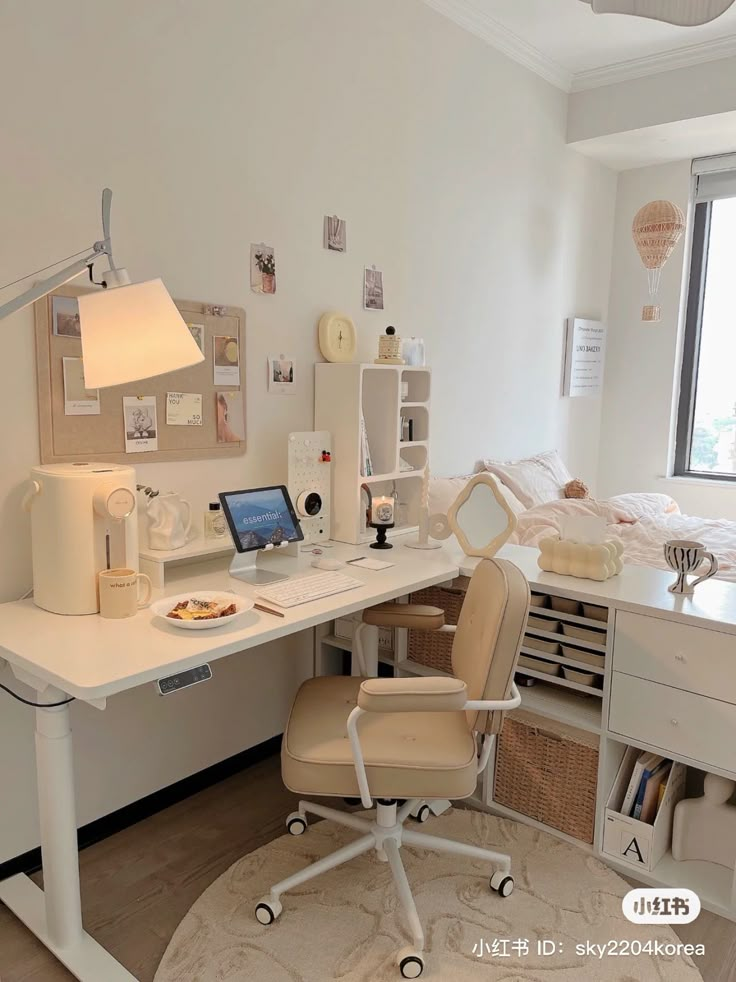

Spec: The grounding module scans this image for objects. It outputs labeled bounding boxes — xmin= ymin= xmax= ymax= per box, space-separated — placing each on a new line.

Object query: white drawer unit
xmin=613 ymin=610 xmax=736 ymax=704
xmin=609 ymin=672 xmax=736 ymax=775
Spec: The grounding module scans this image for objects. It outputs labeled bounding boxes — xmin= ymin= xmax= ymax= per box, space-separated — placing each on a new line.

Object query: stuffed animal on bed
xmin=564 ymin=478 xmax=590 ymax=499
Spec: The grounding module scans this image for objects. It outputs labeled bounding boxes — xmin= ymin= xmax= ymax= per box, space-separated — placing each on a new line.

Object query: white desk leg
xmin=0 ymin=693 xmax=137 ymax=981
xmin=352 ymin=623 xmax=378 ymax=677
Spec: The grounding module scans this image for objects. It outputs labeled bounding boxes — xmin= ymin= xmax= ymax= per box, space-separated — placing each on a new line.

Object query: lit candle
xmin=371 ymin=495 xmax=395 ymax=526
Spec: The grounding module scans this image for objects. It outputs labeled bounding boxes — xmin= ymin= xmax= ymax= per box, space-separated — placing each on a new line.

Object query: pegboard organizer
xmin=288 ymin=431 xmax=332 ymax=544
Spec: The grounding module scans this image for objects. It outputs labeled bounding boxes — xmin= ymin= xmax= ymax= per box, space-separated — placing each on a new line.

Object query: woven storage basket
xmin=494 ymin=709 xmax=599 ymax=843
xmin=407 ymin=577 xmax=469 ymax=674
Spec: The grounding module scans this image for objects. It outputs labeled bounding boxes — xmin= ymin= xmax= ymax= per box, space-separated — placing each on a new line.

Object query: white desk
xmin=0 ymin=537 xmax=459 ymax=981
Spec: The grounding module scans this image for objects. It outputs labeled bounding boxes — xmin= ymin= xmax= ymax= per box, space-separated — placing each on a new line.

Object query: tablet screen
xmin=219 ymin=485 xmax=304 ymax=553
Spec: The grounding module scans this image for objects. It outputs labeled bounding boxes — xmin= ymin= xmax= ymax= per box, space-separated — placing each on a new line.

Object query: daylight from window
xmin=689 ymin=197 xmax=736 ymax=475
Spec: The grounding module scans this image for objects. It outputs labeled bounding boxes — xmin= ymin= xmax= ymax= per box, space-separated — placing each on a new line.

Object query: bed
xmin=430 ymin=451 xmax=736 ymax=583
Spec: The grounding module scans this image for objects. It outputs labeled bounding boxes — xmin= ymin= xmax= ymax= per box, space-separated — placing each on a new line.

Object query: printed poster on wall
xmin=563 ymin=318 xmax=607 ymax=397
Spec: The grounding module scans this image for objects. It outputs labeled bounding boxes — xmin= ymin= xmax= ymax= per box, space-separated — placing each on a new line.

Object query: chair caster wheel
xmin=255 ymin=898 xmax=282 ymax=924
xmin=490 ymin=871 xmax=514 ymax=898
xmin=286 ymin=812 xmax=307 ymax=835
xmin=398 ymin=948 xmax=424 ymax=978
xmin=343 ymin=797 xmax=361 ymax=806
xmin=412 ymin=804 xmax=430 ymax=823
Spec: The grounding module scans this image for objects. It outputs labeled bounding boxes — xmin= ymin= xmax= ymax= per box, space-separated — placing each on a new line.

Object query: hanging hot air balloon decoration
xmin=632 ymin=200 xmax=685 ymax=322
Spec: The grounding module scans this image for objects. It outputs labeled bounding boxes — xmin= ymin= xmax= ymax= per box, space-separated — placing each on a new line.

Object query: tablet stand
xmin=228 ymin=543 xmax=290 ymax=584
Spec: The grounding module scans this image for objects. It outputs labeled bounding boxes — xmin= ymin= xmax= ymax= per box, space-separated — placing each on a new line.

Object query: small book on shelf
xmin=639 ymin=761 xmax=672 ymax=825
xmin=621 ymin=751 xmax=663 ymax=818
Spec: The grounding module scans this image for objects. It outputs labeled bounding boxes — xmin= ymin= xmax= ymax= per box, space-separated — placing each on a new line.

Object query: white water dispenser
xmin=24 ymin=462 xmax=139 ymax=615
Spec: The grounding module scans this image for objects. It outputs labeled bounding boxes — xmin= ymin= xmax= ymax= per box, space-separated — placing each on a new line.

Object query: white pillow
xmin=428 ymin=474 xmax=526 ymax=517
xmin=481 ymin=450 xmax=572 ymax=509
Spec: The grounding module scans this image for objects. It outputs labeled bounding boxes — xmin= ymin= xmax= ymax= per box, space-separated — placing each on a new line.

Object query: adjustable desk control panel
xmin=156 ymin=664 xmax=212 ymax=695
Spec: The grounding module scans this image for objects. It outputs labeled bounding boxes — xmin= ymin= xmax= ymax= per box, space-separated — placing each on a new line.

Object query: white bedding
xmin=512 ymin=492 xmax=736 ymax=583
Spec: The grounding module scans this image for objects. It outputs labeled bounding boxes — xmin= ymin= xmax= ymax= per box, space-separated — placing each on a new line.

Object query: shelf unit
xmin=315 ymin=363 xmax=431 ymax=544
xmin=518 ymin=594 xmax=608 ymax=701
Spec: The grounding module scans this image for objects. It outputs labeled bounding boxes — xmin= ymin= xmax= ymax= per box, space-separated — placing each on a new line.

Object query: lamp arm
xmin=0 ymin=187 xmax=117 ymax=322
xmin=0 ymin=247 xmax=107 ymax=322
xmin=101 ymin=187 xmax=116 ymax=270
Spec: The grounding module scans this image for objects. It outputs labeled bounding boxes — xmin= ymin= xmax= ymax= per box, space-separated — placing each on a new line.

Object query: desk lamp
xmin=0 ymin=188 xmax=204 ymax=387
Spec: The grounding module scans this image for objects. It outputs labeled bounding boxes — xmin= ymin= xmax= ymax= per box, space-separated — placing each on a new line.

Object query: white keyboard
xmin=256 ymin=570 xmax=362 ymax=608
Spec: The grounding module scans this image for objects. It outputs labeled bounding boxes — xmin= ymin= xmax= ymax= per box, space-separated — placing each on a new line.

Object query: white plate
xmin=152 ymin=591 xmax=253 ymax=630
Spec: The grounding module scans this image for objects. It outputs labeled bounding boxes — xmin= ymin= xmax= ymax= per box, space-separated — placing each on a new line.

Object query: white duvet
xmin=512 ymin=492 xmax=736 ymax=583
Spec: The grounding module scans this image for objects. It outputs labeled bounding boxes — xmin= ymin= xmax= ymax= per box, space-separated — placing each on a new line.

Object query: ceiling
xmin=423 ymin=0 xmax=736 ymax=90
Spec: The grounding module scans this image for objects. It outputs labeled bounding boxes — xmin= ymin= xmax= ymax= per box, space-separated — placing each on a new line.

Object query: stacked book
xmin=620 ymin=750 xmax=673 ymax=825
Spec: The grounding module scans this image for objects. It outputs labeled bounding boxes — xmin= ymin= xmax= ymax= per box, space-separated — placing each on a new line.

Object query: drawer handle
xmin=670 ymin=718 xmax=679 ymax=726
xmin=674 ymin=653 xmax=687 ymax=663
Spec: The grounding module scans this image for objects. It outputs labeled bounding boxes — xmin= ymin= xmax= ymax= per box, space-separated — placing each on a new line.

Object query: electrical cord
xmin=0 ymin=682 xmax=75 ymax=708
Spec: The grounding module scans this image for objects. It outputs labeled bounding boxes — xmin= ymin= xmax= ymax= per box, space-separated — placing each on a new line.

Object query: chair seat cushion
xmin=282 ymin=676 xmax=477 ymax=800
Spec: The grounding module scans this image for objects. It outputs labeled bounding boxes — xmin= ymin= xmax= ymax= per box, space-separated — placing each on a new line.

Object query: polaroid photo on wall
xmin=216 ymin=391 xmax=245 ymax=443
xmin=324 ymin=215 xmax=347 ymax=253
xmin=52 ymin=295 xmax=81 ymax=338
xmin=363 ymin=266 xmax=384 ymax=310
xmin=268 ymin=354 xmax=296 ymax=394
xmin=62 ymin=357 xmax=100 ymax=415
xmin=187 ymin=322 xmax=205 ymax=354
xmin=123 ymin=396 xmax=158 ymax=453
xmin=250 ymin=243 xmax=276 ymax=295
xmin=213 ymin=335 xmax=240 ymax=386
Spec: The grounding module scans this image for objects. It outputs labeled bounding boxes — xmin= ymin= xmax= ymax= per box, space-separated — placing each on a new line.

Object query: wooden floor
xmin=0 ymin=753 xmax=734 ymax=982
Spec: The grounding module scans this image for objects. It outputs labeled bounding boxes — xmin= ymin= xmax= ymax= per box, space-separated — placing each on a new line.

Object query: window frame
xmin=672 ymin=199 xmax=733 ymax=480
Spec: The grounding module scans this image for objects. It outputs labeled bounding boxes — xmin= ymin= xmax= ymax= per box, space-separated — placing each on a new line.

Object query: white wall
xmin=598 ymin=159 xmax=736 ymax=520
xmin=0 ymin=0 xmax=615 ymax=861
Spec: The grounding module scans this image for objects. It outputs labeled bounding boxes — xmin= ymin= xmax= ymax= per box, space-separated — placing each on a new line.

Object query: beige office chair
xmin=255 ymin=557 xmax=529 ymax=979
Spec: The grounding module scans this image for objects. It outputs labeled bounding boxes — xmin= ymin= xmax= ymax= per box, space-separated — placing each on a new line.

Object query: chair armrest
xmin=358 ymin=676 xmax=467 ymax=713
xmin=362 ymin=603 xmax=445 ymax=631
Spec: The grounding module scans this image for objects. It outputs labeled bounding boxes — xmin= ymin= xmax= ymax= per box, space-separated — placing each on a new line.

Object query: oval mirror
xmin=446 ymin=473 xmax=516 ymax=558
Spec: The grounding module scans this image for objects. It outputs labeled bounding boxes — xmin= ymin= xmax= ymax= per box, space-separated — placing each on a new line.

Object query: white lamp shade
xmin=78 ymin=278 xmax=204 ymax=388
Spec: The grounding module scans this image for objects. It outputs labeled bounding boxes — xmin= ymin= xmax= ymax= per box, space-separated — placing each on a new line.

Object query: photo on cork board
xmin=123 ymin=396 xmax=158 ymax=453
xmin=52 ymin=295 xmax=81 ymax=338
xmin=216 ymin=390 xmax=245 ymax=443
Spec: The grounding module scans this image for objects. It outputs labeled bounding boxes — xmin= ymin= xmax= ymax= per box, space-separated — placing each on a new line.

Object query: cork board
xmin=34 ymin=284 xmax=246 ymax=464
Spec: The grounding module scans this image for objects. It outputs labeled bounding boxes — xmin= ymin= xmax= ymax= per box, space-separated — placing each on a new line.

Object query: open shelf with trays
xmin=518 ymin=591 xmax=609 ymax=699
xmin=315 ymin=363 xmax=431 ymax=544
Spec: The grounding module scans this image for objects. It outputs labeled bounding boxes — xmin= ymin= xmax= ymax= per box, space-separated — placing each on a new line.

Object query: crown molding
xmin=571 ymin=32 xmax=736 ymax=90
xmin=422 ymin=0 xmax=573 ymax=91
xmin=423 ymin=0 xmax=736 ymax=98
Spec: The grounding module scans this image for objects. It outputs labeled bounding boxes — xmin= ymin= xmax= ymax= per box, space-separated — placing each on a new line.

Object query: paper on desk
xmin=560 ymin=515 xmax=606 ymax=544
xmin=349 ymin=557 xmax=394 ymax=570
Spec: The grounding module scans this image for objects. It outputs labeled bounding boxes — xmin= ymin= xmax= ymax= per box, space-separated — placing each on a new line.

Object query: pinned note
xmin=166 ymin=392 xmax=202 ymax=426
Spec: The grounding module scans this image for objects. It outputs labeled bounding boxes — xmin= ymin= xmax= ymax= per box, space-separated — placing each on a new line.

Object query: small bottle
xmin=204 ymin=502 xmax=228 ymax=540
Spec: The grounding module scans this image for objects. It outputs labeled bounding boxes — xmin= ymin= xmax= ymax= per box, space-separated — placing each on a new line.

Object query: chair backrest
xmin=451 ymin=558 xmax=530 ymax=734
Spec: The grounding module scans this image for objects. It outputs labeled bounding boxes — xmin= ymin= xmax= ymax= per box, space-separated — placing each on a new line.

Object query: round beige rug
xmin=155 ymin=809 xmax=703 ymax=981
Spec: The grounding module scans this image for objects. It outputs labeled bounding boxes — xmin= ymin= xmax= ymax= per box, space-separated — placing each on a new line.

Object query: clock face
xmin=318 ymin=312 xmax=357 ymax=363
xmin=376 ymin=503 xmax=393 ymax=522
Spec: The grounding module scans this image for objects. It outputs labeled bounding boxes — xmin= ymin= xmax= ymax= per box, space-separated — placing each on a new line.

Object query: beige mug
xmin=98 ymin=568 xmax=153 ymax=618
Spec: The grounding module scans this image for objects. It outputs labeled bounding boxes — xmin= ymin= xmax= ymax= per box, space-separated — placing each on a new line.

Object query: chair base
xmin=255 ymin=798 xmax=514 ymax=979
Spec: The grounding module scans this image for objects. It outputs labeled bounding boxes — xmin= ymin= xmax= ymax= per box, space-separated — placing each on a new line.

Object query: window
xmin=675 ymin=157 xmax=736 ymax=479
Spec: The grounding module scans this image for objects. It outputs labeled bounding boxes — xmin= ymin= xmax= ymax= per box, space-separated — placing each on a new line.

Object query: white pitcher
xmin=146 ymin=492 xmax=193 ymax=551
